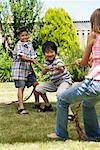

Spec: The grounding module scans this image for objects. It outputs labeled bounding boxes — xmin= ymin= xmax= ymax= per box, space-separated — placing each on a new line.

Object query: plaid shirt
xmin=12 ymin=40 xmax=35 ymax=80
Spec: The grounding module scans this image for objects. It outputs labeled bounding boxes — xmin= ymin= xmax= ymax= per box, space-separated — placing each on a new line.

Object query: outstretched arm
xmin=53 ymin=65 xmax=64 ymax=73
xmin=42 ymin=65 xmax=53 ymax=75
xmin=76 ymin=32 xmax=96 ymax=66
xmin=19 ymin=53 xmax=36 ymax=64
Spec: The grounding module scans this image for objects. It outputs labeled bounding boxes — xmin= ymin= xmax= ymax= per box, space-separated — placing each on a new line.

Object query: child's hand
xmin=32 ymin=58 xmax=37 ymax=64
xmin=45 ymin=65 xmax=53 ymax=71
xmin=54 ymin=65 xmax=63 ymax=69
xmin=88 ymin=55 xmax=93 ymax=66
xmin=42 ymin=65 xmax=53 ymax=75
xmin=19 ymin=52 xmax=25 ymax=56
xmin=53 ymin=65 xmax=64 ymax=72
xmin=75 ymin=58 xmax=82 ymax=66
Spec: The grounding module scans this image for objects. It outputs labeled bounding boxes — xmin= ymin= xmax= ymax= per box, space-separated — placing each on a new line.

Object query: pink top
xmin=86 ymin=35 xmax=100 ymax=80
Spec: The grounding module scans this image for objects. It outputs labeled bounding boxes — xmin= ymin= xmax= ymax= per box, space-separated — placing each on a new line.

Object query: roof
xmin=73 ymin=21 xmax=91 ymax=31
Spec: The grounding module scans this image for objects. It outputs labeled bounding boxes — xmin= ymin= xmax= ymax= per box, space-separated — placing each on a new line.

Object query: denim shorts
xmin=14 ymin=72 xmax=37 ymax=88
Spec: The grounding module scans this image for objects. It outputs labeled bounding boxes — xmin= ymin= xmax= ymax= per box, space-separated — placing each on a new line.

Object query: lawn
xmin=0 ymin=82 xmax=100 ymax=150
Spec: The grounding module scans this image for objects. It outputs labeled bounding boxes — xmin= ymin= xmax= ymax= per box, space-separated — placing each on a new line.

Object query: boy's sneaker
xmin=32 ymin=103 xmax=43 ymax=112
xmin=47 ymin=132 xmax=67 ymax=141
xmin=42 ymin=104 xmax=53 ymax=112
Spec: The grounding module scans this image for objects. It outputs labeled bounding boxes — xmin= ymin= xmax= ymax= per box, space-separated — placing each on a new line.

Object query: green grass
xmin=0 ymin=102 xmax=82 ymax=143
xmin=0 ymin=82 xmax=100 ymax=149
xmin=0 ymin=102 xmax=56 ymax=143
xmin=0 ymin=82 xmax=81 ymax=143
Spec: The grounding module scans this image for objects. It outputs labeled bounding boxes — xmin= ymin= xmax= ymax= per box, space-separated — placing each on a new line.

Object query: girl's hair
xmin=17 ymin=26 xmax=28 ymax=36
xmin=90 ymin=8 xmax=100 ymax=33
xmin=42 ymin=41 xmax=57 ymax=54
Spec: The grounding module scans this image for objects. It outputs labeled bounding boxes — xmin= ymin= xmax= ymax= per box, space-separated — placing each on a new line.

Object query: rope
xmin=74 ymin=102 xmax=87 ymax=140
xmin=7 ymin=88 xmax=35 ymax=105
xmin=7 ymin=62 xmax=76 ymax=104
xmin=64 ymin=63 xmax=76 ymax=67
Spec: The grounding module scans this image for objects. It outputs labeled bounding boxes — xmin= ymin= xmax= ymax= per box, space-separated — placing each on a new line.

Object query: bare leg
xmin=40 ymin=93 xmax=50 ymax=106
xmin=33 ymin=81 xmax=50 ymax=106
xmin=34 ymin=90 xmax=40 ymax=105
xmin=18 ymin=87 xmax=24 ymax=109
xmin=33 ymin=82 xmax=40 ymax=105
xmin=34 ymin=90 xmax=50 ymax=106
xmin=68 ymin=106 xmax=74 ymax=115
xmin=68 ymin=106 xmax=75 ymax=121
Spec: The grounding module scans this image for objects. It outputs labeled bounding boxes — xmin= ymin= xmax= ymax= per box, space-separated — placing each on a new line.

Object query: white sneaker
xmin=47 ymin=132 xmax=66 ymax=140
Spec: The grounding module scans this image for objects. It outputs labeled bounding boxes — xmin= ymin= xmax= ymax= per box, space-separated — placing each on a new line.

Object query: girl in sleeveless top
xmin=47 ymin=8 xmax=100 ymax=140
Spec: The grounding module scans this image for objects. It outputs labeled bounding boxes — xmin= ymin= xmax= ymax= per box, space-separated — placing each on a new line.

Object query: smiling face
xmin=44 ymin=48 xmax=56 ymax=61
xmin=19 ymin=31 xmax=29 ymax=42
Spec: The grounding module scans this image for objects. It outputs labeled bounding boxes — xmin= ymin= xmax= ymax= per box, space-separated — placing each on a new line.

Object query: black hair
xmin=17 ymin=26 xmax=28 ymax=36
xmin=42 ymin=41 xmax=57 ymax=54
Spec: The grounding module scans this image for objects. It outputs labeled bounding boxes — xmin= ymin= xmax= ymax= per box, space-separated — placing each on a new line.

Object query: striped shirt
xmin=12 ymin=40 xmax=35 ymax=80
xmin=44 ymin=56 xmax=71 ymax=81
xmin=86 ymin=35 xmax=100 ymax=80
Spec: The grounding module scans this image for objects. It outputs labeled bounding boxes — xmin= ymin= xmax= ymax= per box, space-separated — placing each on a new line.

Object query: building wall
xmin=73 ymin=21 xmax=91 ymax=49
xmin=77 ymin=29 xmax=90 ymax=49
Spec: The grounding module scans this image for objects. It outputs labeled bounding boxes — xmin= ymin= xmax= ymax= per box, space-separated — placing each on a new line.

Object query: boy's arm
xmin=54 ymin=65 xmax=64 ymax=73
xmin=53 ymin=58 xmax=65 ymax=73
xmin=17 ymin=42 xmax=37 ymax=63
xmin=19 ymin=53 xmax=36 ymax=64
xmin=42 ymin=65 xmax=53 ymax=75
xmin=42 ymin=65 xmax=64 ymax=76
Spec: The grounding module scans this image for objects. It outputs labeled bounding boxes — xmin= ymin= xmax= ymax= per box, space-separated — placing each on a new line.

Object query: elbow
xmin=80 ymin=61 xmax=88 ymax=67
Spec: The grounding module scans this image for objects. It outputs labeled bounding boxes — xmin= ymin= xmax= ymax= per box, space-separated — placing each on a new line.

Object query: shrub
xmin=59 ymin=46 xmax=87 ymax=81
xmin=0 ymin=47 xmax=12 ymax=82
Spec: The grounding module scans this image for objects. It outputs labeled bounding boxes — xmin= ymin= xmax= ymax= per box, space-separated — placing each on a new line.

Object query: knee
xmin=35 ymin=84 xmax=40 ymax=92
xmin=56 ymin=88 xmax=65 ymax=98
xmin=33 ymin=85 xmax=40 ymax=95
xmin=57 ymin=92 xmax=67 ymax=105
xmin=56 ymin=87 xmax=64 ymax=97
xmin=56 ymin=93 xmax=69 ymax=110
xmin=33 ymin=81 xmax=39 ymax=88
xmin=57 ymin=91 xmax=63 ymax=100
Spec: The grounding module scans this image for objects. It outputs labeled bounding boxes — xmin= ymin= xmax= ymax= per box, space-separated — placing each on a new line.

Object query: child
xmin=12 ymin=26 xmax=52 ymax=114
xmin=47 ymin=8 xmax=100 ymax=140
xmin=35 ymin=41 xmax=75 ymax=119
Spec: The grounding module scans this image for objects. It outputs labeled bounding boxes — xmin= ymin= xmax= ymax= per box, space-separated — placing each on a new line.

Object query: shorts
xmin=14 ymin=72 xmax=37 ymax=88
xmin=35 ymin=78 xmax=72 ymax=94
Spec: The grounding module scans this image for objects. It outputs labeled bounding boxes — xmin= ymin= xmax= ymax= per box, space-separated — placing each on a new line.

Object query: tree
xmin=0 ymin=0 xmax=42 ymax=82
xmin=40 ymin=8 xmax=79 ymax=50
xmin=0 ymin=0 xmax=42 ymax=53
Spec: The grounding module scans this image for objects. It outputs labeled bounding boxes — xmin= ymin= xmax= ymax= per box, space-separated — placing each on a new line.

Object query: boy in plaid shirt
xmin=12 ymin=27 xmax=53 ymax=114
